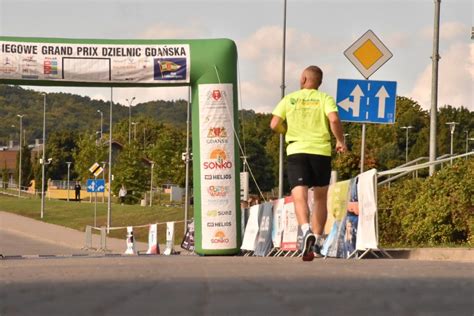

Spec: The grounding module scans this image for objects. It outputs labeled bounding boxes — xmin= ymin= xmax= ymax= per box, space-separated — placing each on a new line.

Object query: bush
xmin=378 ymin=158 xmax=474 ymax=247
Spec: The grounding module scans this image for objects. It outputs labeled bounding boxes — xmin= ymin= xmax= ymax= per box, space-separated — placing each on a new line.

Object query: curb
xmin=386 ymin=248 xmax=473 ymax=262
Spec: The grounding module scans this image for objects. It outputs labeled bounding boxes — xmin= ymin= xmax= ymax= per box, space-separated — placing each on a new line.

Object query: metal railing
xmin=378 ymin=152 xmax=473 ymax=185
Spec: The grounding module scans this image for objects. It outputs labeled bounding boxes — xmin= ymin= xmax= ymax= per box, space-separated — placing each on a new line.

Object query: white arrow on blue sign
xmin=87 ymin=179 xmax=105 ymax=193
xmin=336 ymin=79 xmax=397 ymax=124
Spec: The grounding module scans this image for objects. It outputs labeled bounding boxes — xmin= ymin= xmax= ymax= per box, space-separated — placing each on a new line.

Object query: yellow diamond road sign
xmin=89 ymin=162 xmax=103 ymax=177
xmin=344 ymin=30 xmax=393 ymax=79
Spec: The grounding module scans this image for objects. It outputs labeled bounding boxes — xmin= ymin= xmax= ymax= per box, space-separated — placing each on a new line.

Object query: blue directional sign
xmin=86 ymin=179 xmax=105 ymax=193
xmin=336 ymin=79 xmax=397 ymax=124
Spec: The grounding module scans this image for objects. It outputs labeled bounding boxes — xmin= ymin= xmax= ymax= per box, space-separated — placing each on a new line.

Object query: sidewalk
xmin=1 ymin=211 xmax=472 ymax=261
xmin=0 ymin=211 xmax=147 ymax=254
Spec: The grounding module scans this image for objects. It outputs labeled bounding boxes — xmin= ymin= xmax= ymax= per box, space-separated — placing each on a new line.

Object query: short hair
xmin=305 ymin=65 xmax=323 ymax=86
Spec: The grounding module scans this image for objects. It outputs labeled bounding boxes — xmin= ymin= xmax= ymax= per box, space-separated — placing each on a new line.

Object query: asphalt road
xmin=1 ymin=256 xmax=473 ymax=316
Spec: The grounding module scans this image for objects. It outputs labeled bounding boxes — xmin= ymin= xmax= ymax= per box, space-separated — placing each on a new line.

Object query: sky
xmin=0 ymin=0 xmax=472 ymax=113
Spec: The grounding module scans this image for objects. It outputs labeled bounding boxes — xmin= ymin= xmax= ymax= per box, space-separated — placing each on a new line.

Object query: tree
xmin=112 ymin=143 xmax=150 ymax=204
xmin=15 ymin=143 xmax=33 ymax=188
xmin=148 ymin=124 xmax=186 ymax=187
xmin=46 ymin=130 xmax=78 ymax=180
xmin=1 ymin=161 xmax=8 ymax=188
xmin=72 ymin=132 xmax=107 ymax=181
xmin=243 ymin=137 xmax=275 ymax=194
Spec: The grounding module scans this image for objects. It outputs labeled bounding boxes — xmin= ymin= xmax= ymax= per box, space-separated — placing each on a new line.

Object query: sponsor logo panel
xmin=153 ymin=58 xmax=187 ymax=81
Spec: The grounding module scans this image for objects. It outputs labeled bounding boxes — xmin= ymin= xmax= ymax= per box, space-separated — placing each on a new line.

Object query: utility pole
xmin=97 ymin=109 xmax=103 ymax=139
xmin=17 ymin=114 xmax=24 ymax=197
xmin=278 ymin=0 xmax=287 ymax=198
xmin=429 ymin=0 xmax=441 ymax=176
xmin=401 ymin=126 xmax=413 ymax=163
xmin=107 ymin=88 xmax=114 ymax=233
xmin=66 ymin=162 xmax=72 ymax=201
xmin=446 ymin=122 xmax=458 ymax=165
xmin=126 ymin=97 xmax=135 ymax=145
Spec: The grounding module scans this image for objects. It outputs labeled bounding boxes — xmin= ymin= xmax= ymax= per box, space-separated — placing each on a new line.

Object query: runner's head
xmin=300 ymin=65 xmax=323 ymax=90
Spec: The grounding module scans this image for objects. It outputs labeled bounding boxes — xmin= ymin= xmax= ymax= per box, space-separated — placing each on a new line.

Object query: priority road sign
xmin=336 ymin=78 xmax=397 ymax=124
xmin=87 ymin=179 xmax=105 ymax=193
xmin=344 ymin=30 xmax=393 ymax=79
xmin=89 ymin=162 xmax=104 ymax=177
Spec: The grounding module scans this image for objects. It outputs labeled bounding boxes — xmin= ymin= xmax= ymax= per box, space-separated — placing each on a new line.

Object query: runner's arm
xmin=270 ymin=115 xmax=286 ymax=134
xmin=327 ymin=111 xmax=347 ymax=153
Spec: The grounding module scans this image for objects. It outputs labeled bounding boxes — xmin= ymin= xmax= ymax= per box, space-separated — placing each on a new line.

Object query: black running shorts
xmin=287 ymin=153 xmax=331 ymax=190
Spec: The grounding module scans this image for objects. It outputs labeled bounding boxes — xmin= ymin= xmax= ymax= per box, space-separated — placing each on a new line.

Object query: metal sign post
xmin=339 ymin=30 xmax=395 ymax=172
xmin=87 ymin=163 xmax=104 ymax=227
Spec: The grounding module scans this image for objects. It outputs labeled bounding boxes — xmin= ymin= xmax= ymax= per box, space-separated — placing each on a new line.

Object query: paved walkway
xmin=0 ymin=211 xmax=147 ymax=255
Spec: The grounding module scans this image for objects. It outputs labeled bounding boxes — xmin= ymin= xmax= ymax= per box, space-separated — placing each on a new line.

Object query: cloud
xmin=409 ymin=42 xmax=473 ymax=110
xmin=237 ymin=25 xmax=339 ymax=113
xmin=420 ymin=21 xmax=469 ymax=41
xmin=138 ymin=22 xmax=208 ymax=39
xmin=385 ymin=32 xmax=410 ymax=49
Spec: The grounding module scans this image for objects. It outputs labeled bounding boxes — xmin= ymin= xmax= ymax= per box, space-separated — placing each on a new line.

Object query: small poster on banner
xmin=240 ymin=204 xmax=261 ymax=251
xmin=356 ymin=169 xmax=378 ymax=250
xmin=146 ymin=224 xmax=160 ymax=255
xmin=181 ymin=220 xmax=195 ymax=251
xmin=280 ymin=197 xmax=298 ymax=251
xmin=271 ymin=198 xmax=285 ymax=249
xmin=164 ymin=222 xmax=175 ymax=255
xmin=254 ymin=202 xmax=274 ymax=257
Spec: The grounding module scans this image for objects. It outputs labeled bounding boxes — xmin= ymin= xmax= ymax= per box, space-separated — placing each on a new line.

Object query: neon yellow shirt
xmin=272 ymin=89 xmax=338 ymax=156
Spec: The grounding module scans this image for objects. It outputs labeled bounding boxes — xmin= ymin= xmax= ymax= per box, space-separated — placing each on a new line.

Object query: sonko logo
xmin=203 ymin=148 xmax=233 ymax=170
xmin=211 ymin=230 xmax=229 ymax=244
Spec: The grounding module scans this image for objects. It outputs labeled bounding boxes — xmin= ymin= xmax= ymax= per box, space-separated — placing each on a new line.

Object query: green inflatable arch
xmin=0 ymin=36 xmax=241 ymax=255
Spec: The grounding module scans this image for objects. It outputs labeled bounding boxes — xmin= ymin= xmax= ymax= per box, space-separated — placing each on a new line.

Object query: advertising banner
xmin=198 ymin=84 xmax=237 ymax=250
xmin=240 ymin=204 xmax=261 ymax=251
xmin=280 ymin=197 xmax=298 ymax=251
xmin=271 ymin=198 xmax=284 ymax=248
xmin=0 ymin=40 xmax=190 ymax=84
xmin=356 ymin=169 xmax=378 ymax=250
xmin=254 ymin=202 xmax=273 ymax=256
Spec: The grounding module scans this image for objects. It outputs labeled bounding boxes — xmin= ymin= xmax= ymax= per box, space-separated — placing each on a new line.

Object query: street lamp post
xmin=400 ymin=126 xmax=413 ymax=163
xmin=343 ymin=133 xmax=349 ymax=146
xmin=40 ymin=93 xmax=47 ymax=219
xmin=126 ymin=97 xmax=136 ymax=145
xmin=150 ymin=162 xmax=154 ymax=207
xmin=107 ymin=88 xmax=114 ymax=233
xmin=446 ymin=122 xmax=458 ymax=165
xmin=465 ymin=131 xmax=474 ymax=155
xmin=131 ymin=122 xmax=138 ymax=141
xmin=66 ymin=161 xmax=72 ymax=201
xmin=97 ymin=110 xmax=103 ymax=139
xmin=17 ymin=114 xmax=24 ymax=197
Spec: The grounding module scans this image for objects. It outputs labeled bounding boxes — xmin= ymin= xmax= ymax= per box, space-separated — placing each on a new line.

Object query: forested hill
xmin=0 ymin=85 xmax=190 ymax=144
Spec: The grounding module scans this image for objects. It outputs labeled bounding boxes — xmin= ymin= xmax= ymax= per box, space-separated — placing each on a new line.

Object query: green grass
xmin=0 ymin=194 xmax=193 ymax=243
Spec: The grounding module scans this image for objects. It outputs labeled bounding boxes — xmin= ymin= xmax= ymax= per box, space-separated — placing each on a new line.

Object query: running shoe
xmin=300 ymin=230 xmax=316 ymax=261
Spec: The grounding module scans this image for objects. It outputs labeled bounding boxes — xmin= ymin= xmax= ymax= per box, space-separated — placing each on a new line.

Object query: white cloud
xmin=138 ymin=22 xmax=208 ymax=39
xmin=409 ymin=42 xmax=473 ymax=110
xmin=420 ymin=21 xmax=469 ymax=41
xmin=237 ymin=25 xmax=339 ymax=113
xmin=385 ymin=32 xmax=410 ymax=48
